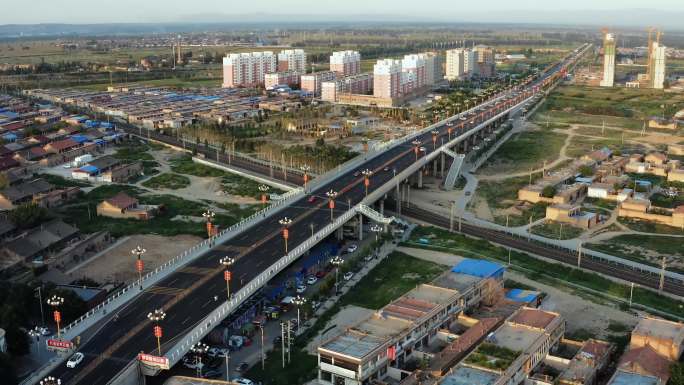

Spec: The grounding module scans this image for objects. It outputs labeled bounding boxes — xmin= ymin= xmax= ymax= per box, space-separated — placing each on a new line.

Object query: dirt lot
xmin=397 ymin=246 xmax=638 ymax=338
xmin=59 ymin=234 xmax=202 ymax=284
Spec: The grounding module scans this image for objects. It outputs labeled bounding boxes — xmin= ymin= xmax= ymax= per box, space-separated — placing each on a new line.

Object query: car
xmin=419 ymin=147 xmax=426 ymax=152
xmin=353 ymin=171 xmax=360 ymax=177
xmin=201 ymin=369 xmax=223 ymax=378
xmin=306 ymin=276 xmax=318 ymax=285
xmin=233 ymin=378 xmax=254 ymax=385
xmin=273 ymin=336 xmax=282 ymax=345
xmin=183 ymin=360 xmax=204 ymax=370
xmin=307 ymin=195 xmax=317 ymax=203
xmin=236 ymin=362 xmax=250 ymax=373
xmin=66 ymin=352 xmax=84 ymax=368
xmin=296 ymin=285 xmax=307 ymax=293
xmin=311 ymin=300 xmax=321 ymax=310
xmin=383 ymin=167 xmax=390 ymax=172
xmin=315 ymin=270 xmax=327 ymax=279
xmin=343 ymin=272 xmax=354 ymax=281
xmin=346 ymin=244 xmax=358 ymax=253
xmin=207 ymin=347 xmax=222 ymax=358
xmin=363 ymin=254 xmax=374 ymax=262
xmin=465 ymin=191 xmax=471 ymax=196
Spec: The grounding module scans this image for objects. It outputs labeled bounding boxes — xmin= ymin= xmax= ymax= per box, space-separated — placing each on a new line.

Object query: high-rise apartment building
xmin=330 ymin=51 xmax=361 ymax=77
xmin=600 ymin=33 xmax=616 ymax=87
xmin=401 ymin=54 xmax=427 ymax=90
xmin=373 ymin=59 xmax=402 ymax=99
xmin=651 ymin=42 xmax=666 ymax=89
xmin=277 ymin=49 xmax=307 ymax=73
xmin=473 ymin=45 xmax=495 ymax=77
xmin=222 ymin=51 xmax=277 ymax=88
xmin=445 ymin=49 xmax=466 ymax=80
xmin=301 ymin=71 xmax=337 ymax=96
xmin=463 ymin=49 xmax=476 ymax=75
xmin=416 ymin=52 xmax=440 ymax=86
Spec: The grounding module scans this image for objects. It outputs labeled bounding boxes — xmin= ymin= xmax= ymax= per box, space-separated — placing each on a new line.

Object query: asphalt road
xmin=43 ymin=48 xmax=584 ymax=385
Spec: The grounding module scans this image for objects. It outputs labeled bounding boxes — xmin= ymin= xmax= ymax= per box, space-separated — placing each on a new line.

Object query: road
xmin=40 ymin=47 xmax=585 ymax=385
xmin=395 ymin=203 xmax=684 ymax=297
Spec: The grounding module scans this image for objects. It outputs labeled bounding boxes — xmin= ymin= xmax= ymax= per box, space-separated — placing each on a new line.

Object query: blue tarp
xmin=505 ymin=289 xmax=540 ymax=303
xmin=452 ymin=259 xmax=505 ymax=279
xmin=78 ymin=165 xmax=99 ymax=174
xmin=70 ymin=135 xmax=89 ymax=143
xmin=94 ymin=139 xmax=106 ymax=145
xmin=2 ymin=133 xmax=18 ymax=142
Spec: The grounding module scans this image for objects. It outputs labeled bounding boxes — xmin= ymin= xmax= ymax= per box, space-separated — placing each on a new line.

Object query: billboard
xmin=46 ymin=338 xmax=73 ymax=352
xmin=138 ymin=353 xmax=170 ymax=370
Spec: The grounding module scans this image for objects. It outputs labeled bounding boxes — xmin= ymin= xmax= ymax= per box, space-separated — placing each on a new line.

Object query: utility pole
xmin=281 ymin=322 xmax=286 ymax=368
xmin=287 ymin=319 xmax=292 ymax=364
xmin=629 ymin=282 xmax=634 ymax=307
xmin=577 ymin=242 xmax=582 ymax=268
xmin=449 ymin=202 xmax=454 ymax=232
xmin=659 ymin=257 xmax=666 ymax=292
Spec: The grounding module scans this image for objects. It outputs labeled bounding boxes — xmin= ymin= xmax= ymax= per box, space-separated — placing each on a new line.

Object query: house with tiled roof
xmin=96 ymin=192 xmax=157 ymax=220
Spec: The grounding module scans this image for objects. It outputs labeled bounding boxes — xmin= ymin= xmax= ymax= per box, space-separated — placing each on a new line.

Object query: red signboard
xmin=138 ymin=353 xmax=170 ymax=370
xmin=387 ymin=345 xmax=396 ymax=361
xmin=47 ymin=338 xmax=73 ymax=351
xmin=224 ymin=270 xmax=232 ymax=281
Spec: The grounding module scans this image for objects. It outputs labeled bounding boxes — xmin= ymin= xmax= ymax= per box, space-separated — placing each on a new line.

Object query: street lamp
xmin=331 ymin=256 xmax=344 ymax=295
xmin=220 ymin=256 xmax=235 ymax=300
xmin=361 ymin=169 xmax=373 ymax=197
xmin=46 ymin=295 xmax=64 ymax=339
xmin=132 ymin=245 xmax=146 ymax=291
xmin=326 ymin=190 xmax=338 ymax=222
xmin=147 ymin=309 xmax=166 ymax=355
xmin=28 ymin=327 xmax=41 ymax=342
xmin=190 ymin=342 xmax=210 ymax=378
xmin=202 ymin=209 xmax=215 ymax=238
xmin=412 ymin=139 xmax=422 ymax=161
xmin=292 ymin=295 xmax=306 ymax=331
xmin=370 ymin=223 xmax=383 ymax=243
xmin=40 ymin=376 xmax=61 ymax=385
xmin=279 ymin=217 xmax=293 ymax=254
xmin=301 ymin=165 xmax=310 ymax=189
xmin=431 ymin=130 xmax=439 ymax=150
xmin=258 ymin=184 xmax=270 ymax=208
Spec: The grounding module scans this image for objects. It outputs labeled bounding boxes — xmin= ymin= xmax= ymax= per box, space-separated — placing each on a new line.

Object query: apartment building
xmin=301 ymin=71 xmax=337 ymax=96
xmin=651 ymin=42 xmax=666 ymax=89
xmin=317 ymin=259 xmax=505 ymax=385
xmin=321 ymin=73 xmax=374 ymax=102
xmin=402 ymin=54 xmax=427 ymax=90
xmin=421 ymin=52 xmax=443 ymax=85
xmin=277 ymin=49 xmax=307 ymax=72
xmin=373 ymin=59 xmax=403 ymax=99
xmin=330 ymin=50 xmax=361 ymax=76
xmin=222 ymin=51 xmax=277 ymax=88
xmin=474 ymin=45 xmax=496 ymax=77
xmin=600 ymin=33 xmax=616 ymax=87
xmin=264 ymin=71 xmax=301 ymax=90
xmin=446 ymin=49 xmax=466 ymax=80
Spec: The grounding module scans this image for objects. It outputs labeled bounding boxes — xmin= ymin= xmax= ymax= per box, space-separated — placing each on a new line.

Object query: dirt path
xmin=397 ymin=246 xmax=638 ymax=337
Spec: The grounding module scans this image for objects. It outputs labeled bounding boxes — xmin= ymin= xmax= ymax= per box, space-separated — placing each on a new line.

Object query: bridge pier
xmin=380 ymin=199 xmax=385 ymax=216
xmin=395 ymin=182 xmax=401 ymax=215
xmin=417 ymin=169 xmax=423 ymax=188
xmin=358 ymin=213 xmax=364 ymax=241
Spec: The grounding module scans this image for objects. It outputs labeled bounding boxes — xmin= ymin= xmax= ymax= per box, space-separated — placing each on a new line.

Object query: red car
xmin=315 ymin=270 xmax=327 ymax=279
xmin=308 ymin=195 xmax=316 ymax=203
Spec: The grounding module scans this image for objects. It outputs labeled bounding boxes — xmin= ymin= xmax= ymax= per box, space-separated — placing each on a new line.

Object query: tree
xmin=0 ymin=173 xmax=8 ymax=189
xmin=8 ymin=203 xmax=50 ymax=230
xmin=541 ymin=185 xmax=557 ymax=198
xmin=0 ymin=353 xmax=17 ymax=385
xmin=670 ymin=362 xmax=684 ymax=385
xmin=578 ymin=165 xmax=594 ymax=176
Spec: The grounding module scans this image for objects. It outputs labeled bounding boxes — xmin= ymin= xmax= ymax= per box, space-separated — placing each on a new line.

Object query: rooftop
xmin=432 ymin=270 xmax=482 ymax=293
xmin=609 ymin=371 xmax=659 ymax=385
xmin=490 ymin=322 xmax=542 ymax=352
xmin=509 ymin=307 xmax=559 ymax=329
xmin=440 ymin=366 xmax=500 ymax=385
xmin=633 ymin=316 xmax=684 ymax=342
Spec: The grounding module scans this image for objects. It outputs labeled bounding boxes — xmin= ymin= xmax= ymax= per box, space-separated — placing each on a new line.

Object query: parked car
xmin=207 ymin=347 xmax=222 ymax=358
xmin=306 ymin=276 xmax=318 ymax=285
xmin=343 ymin=272 xmax=354 ymax=281
xmin=66 ymin=352 xmax=84 ymax=368
xmin=273 ymin=336 xmax=282 ymax=345
xmin=233 ymin=378 xmax=254 ymax=385
xmin=315 ymin=270 xmax=327 ymax=279
xmin=236 ymin=361 xmax=250 ymax=373
xmin=296 ymin=285 xmax=307 ymax=294
xmin=383 ymin=167 xmax=390 ymax=172
xmin=307 ymin=195 xmax=317 ymax=203
xmin=364 ymin=254 xmax=374 ymax=262
xmin=202 ymin=369 xmax=223 ymax=378
xmin=346 ymin=244 xmax=358 ymax=253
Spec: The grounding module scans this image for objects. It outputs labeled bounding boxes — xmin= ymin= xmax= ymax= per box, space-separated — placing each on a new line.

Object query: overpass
xmin=28 ymin=44 xmax=593 ymax=385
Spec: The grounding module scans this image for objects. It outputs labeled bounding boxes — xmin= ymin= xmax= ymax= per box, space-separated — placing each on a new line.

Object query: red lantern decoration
xmin=136 ymin=259 xmax=144 ymax=272
xmin=329 ymin=200 xmax=335 ymax=209
xmin=282 ymin=228 xmax=289 ymax=239
xmin=153 ymin=325 xmax=162 ymax=339
xmin=224 ymin=271 xmax=232 ymax=281
xmin=53 ymin=310 xmax=61 ymax=323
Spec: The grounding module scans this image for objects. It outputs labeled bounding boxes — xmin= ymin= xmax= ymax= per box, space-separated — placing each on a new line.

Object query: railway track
xmin=394 ymin=203 xmax=684 ymax=298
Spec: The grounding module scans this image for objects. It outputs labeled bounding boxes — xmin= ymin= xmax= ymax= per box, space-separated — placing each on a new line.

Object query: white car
xmin=66 ymin=352 xmax=84 ymax=368
xmin=306 ymin=276 xmax=318 ymax=285
xmin=233 ymin=378 xmax=254 ymax=385
xmin=343 ymin=272 xmax=354 ymax=281
xmin=207 ymin=347 xmax=222 ymax=358
xmin=346 ymin=244 xmax=358 ymax=253
xmin=296 ymin=285 xmax=307 ymax=293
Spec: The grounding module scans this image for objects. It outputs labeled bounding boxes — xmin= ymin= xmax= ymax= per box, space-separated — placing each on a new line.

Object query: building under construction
xmin=599 ymin=29 xmax=616 ymax=87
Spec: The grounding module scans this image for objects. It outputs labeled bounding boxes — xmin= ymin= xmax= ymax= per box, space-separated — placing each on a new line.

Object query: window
xmin=320 ymin=371 xmax=332 ymax=382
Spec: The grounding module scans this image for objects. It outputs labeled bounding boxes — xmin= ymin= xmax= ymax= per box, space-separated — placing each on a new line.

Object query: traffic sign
xmin=138 ymin=353 xmax=169 ymax=370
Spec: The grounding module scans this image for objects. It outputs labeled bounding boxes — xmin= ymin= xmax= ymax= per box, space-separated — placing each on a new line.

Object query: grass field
xmin=141 ymin=173 xmax=191 ymax=190
xmin=586 ymin=234 xmax=684 ymax=271
xmin=531 ymin=221 xmax=584 ymax=240
xmin=481 ymin=130 xmax=567 ymax=174
xmin=617 ymin=217 xmax=684 ymax=236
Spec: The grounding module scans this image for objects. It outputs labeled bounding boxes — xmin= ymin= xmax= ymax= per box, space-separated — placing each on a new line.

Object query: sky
xmin=2 ymin=0 xmax=684 ymax=25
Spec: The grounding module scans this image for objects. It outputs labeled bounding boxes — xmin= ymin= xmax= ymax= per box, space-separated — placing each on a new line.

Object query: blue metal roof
xmin=79 ymin=165 xmax=99 ymax=174
xmin=452 ymin=259 xmax=504 ymax=279
xmin=70 ymin=135 xmax=89 ymax=143
xmin=505 ymin=289 xmax=540 ymax=303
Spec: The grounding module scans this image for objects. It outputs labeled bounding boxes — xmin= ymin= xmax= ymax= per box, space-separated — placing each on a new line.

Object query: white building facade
xmin=222 ymin=51 xmax=277 ymax=88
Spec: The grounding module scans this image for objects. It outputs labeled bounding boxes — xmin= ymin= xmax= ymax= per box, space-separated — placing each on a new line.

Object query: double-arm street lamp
xmin=132 ymin=245 xmax=146 ymax=291
xmin=370 ymin=224 xmax=383 ymax=243
xmin=361 ymin=169 xmax=373 ymax=197
xmin=40 ymin=377 xmax=61 ymax=385
xmin=431 ymin=130 xmax=439 ymax=150
xmin=279 ymin=217 xmax=293 ymax=254
xmin=292 ymin=295 xmax=306 ymax=331
xmin=412 ymin=140 xmax=422 ymax=161
xmin=220 ymin=256 xmax=235 ymax=300
xmin=47 ymin=295 xmax=64 ymax=339
xmin=258 ymin=184 xmax=270 ymax=208
xmin=147 ymin=309 xmax=166 ymax=355
xmin=202 ymin=209 xmax=215 ymax=238
xmin=190 ymin=342 xmax=210 ymax=377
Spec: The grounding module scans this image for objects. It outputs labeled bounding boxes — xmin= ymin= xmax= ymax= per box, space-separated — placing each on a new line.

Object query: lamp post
xmin=190 ymin=342 xmax=209 ymax=378
xmin=292 ymin=295 xmax=306 ymax=332
xmin=220 ymin=256 xmax=235 ymax=300
xmin=361 ymin=169 xmax=373 ymax=197
xmin=331 ymin=256 xmax=343 ymax=295
xmin=431 ymin=130 xmax=439 ymax=150
xmin=412 ymin=139 xmax=422 ymax=161
xmin=326 ymin=190 xmax=338 ymax=222
xmin=370 ymin=223 xmax=383 ymax=243
xmin=258 ymin=184 xmax=270 ymax=208
xmin=301 ymin=165 xmax=310 ymax=190
xmin=40 ymin=376 xmax=61 ymax=385
xmin=147 ymin=309 xmax=166 ymax=355
xmin=202 ymin=209 xmax=215 ymax=238
xmin=47 ymin=295 xmax=64 ymax=339
xmin=279 ymin=217 xmax=293 ymax=254
xmin=132 ymin=245 xmax=146 ymax=291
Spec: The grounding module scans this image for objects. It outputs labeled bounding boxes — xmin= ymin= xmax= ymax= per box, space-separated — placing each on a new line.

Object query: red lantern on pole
xmin=364 ymin=178 xmax=369 ymax=187
xmin=329 ymin=200 xmax=335 ymax=210
xmin=53 ymin=310 xmax=61 ymax=323
xmin=224 ymin=270 xmax=232 ymax=282
xmin=303 ymin=174 xmax=308 ymax=185
xmin=261 ymin=194 xmax=267 ymax=205
xmin=136 ymin=259 xmax=144 ymax=273
xmin=154 ymin=325 xmax=163 ymax=339
xmin=282 ymin=228 xmax=289 ymax=240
